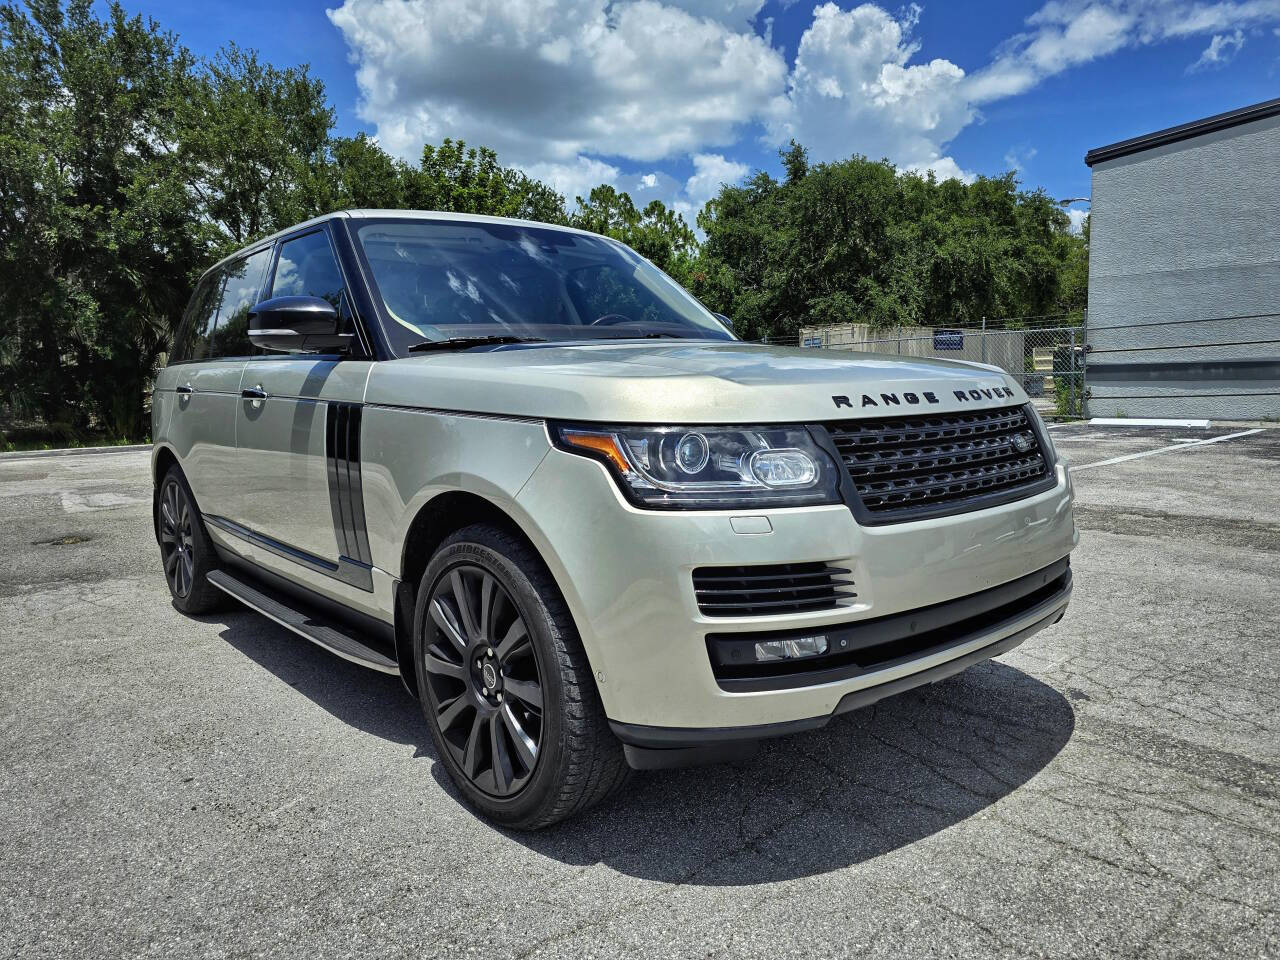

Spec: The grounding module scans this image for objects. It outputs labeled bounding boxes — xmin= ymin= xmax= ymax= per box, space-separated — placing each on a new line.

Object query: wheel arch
xmin=151 ymin=444 xmax=180 ymax=545
xmin=394 ymin=490 xmax=584 ymax=700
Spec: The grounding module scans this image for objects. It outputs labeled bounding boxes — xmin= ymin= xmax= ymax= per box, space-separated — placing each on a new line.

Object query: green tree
xmin=569 ymin=184 xmax=696 ymax=275
xmin=0 ymin=0 xmax=197 ymax=437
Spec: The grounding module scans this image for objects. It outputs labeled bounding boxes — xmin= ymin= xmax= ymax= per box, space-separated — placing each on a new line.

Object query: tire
xmin=413 ymin=523 xmax=629 ymax=829
xmin=157 ymin=465 xmax=225 ymax=615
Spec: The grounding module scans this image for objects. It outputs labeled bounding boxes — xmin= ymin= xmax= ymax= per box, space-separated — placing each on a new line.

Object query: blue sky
xmin=113 ymin=1 xmax=1280 ymax=227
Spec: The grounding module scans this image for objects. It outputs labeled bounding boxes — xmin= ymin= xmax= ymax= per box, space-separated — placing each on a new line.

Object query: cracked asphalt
xmin=1 ymin=424 xmax=1277 ymax=959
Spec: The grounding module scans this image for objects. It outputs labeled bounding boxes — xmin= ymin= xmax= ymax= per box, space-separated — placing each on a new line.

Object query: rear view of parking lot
xmin=1 ymin=423 xmax=1277 ymax=959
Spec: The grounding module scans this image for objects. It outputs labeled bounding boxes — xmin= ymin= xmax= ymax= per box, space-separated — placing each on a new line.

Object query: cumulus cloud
xmin=1066 ymin=206 xmax=1089 ymax=234
xmin=1187 ymin=29 xmax=1246 ymax=70
xmin=684 ymin=153 xmax=750 ymax=208
xmin=769 ymin=3 xmax=972 ymax=177
xmin=327 ymin=0 xmax=785 ymax=169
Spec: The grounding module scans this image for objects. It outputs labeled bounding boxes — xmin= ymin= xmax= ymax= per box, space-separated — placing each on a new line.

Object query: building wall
xmin=1087 ymin=113 xmax=1280 ymax=419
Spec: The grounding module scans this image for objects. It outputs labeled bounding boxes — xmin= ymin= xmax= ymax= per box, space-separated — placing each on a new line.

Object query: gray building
xmin=1085 ymin=97 xmax=1280 ymax=420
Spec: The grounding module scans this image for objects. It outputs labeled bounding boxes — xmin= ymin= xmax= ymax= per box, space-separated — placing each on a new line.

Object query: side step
xmin=207 ymin=569 xmax=399 ymax=675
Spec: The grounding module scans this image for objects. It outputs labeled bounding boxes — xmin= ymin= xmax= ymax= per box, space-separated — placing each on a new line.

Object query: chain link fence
xmin=762 ymin=310 xmax=1279 ymax=421
xmin=776 ymin=315 xmax=1087 ymax=418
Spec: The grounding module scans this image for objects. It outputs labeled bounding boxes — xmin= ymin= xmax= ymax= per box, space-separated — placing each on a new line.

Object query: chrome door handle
xmin=175 ymin=384 xmax=193 ymax=395
xmin=241 ymin=384 xmax=267 ymax=410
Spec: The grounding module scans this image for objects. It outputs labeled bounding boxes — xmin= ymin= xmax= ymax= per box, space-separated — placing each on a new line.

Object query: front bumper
xmin=514 ymin=450 xmax=1077 ymax=736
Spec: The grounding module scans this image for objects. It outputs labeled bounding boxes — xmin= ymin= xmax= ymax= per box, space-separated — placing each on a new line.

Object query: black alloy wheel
xmin=156 ymin=465 xmax=224 ymax=615
xmin=421 ymin=564 xmax=545 ymax=797
xmin=159 ymin=476 xmax=196 ymax=599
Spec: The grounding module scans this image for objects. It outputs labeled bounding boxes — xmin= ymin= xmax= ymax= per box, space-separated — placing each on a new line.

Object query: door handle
xmin=175 ymin=384 xmax=193 ymax=395
xmin=241 ymin=386 xmax=267 ymax=400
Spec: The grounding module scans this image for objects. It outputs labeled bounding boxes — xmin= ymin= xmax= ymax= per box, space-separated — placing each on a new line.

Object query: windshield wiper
xmin=407 ymin=335 xmax=547 ymax=353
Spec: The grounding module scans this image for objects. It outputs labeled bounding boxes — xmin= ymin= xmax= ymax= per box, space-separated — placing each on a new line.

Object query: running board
xmin=207 ymin=569 xmax=399 ymax=675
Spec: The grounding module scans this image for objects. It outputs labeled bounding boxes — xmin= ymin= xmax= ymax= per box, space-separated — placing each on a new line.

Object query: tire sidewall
xmin=413 ymin=532 xmax=569 ymax=824
xmin=160 ymin=466 xmax=219 ymax=614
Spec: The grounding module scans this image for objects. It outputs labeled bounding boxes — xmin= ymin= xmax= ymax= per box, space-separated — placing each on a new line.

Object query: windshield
xmin=354 ymin=219 xmax=735 ymax=354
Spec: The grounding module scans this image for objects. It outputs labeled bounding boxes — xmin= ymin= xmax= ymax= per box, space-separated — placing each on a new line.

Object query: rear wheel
xmin=157 ymin=466 xmax=224 ymax=615
xmin=414 ymin=524 xmax=628 ymax=829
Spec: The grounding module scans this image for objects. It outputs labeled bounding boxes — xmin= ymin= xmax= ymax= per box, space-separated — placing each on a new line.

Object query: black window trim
xmin=168 ymin=217 xmax=378 ymax=367
xmin=255 ymin=222 xmax=374 ymax=362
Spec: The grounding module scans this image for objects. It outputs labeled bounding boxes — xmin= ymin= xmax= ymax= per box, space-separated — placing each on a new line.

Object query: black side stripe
xmin=325 ymin=403 xmax=372 ymax=567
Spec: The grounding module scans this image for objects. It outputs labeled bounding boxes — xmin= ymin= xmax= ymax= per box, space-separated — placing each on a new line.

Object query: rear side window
xmin=271 ymin=230 xmax=346 ymax=307
xmin=208 ymin=247 xmax=272 ymax=359
xmin=169 ymin=273 xmax=223 ymax=364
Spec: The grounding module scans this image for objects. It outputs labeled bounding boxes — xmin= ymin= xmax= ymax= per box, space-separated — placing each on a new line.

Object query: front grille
xmin=825 ymin=404 xmax=1051 ymax=522
xmin=693 ymin=562 xmax=857 ymax=617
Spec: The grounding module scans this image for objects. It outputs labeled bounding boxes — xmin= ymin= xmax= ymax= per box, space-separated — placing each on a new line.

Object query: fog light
xmin=754 ymin=635 xmax=828 ymax=662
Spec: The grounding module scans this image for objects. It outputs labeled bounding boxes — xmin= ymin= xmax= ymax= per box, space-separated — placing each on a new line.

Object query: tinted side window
xmin=271 ymin=230 xmax=345 ymax=307
xmin=208 ymin=247 xmax=272 ymax=359
xmin=169 ymin=273 xmax=223 ymax=364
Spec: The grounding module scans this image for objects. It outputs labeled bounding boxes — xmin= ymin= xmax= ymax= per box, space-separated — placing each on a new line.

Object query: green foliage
xmin=688 ymin=149 xmax=1089 ymax=341
xmin=569 ymin=184 xmax=696 ymax=275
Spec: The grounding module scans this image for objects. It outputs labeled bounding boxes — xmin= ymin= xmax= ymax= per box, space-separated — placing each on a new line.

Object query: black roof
xmin=1085 ymin=96 xmax=1280 ymax=166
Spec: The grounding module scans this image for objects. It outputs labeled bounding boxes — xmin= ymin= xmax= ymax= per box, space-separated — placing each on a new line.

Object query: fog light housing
xmin=753 ymin=635 xmax=829 ymax=662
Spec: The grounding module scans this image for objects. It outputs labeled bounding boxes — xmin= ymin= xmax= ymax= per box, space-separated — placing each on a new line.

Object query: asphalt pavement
xmin=1 ymin=424 xmax=1277 ymax=959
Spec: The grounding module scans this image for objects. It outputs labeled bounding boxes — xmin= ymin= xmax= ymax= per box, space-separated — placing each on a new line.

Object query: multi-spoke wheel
xmin=414 ymin=524 xmax=629 ymax=829
xmin=156 ymin=466 xmax=224 ymax=614
xmin=422 ymin=565 xmax=544 ymax=797
xmin=159 ymin=477 xmax=196 ymax=599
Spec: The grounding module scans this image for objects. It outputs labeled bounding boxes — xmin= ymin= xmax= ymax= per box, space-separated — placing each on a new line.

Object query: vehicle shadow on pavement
xmin=509 ymin=661 xmax=1075 ymax=885
xmin=213 ymin=615 xmax=434 ymax=754
xmin=216 ymin=614 xmax=1072 ymax=885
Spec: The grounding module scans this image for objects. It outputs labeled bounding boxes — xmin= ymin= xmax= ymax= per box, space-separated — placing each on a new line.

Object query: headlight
xmin=551 ymin=423 xmax=844 ymax=509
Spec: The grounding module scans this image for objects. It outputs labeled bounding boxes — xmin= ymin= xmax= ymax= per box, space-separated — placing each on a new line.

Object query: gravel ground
xmin=1 ymin=424 xmax=1277 ymax=959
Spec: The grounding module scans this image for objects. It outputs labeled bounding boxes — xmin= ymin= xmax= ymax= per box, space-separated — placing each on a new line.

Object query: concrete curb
xmin=0 ymin=443 xmax=150 ymax=461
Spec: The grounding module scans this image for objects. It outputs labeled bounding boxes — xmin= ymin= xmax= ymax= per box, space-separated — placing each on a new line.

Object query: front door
xmin=228 ymin=225 xmax=375 ymax=590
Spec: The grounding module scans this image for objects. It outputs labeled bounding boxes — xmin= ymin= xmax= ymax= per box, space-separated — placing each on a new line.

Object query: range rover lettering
xmin=152 ymin=211 xmax=1077 ymax=829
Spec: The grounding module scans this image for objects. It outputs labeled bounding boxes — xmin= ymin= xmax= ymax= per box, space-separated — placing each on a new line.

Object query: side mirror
xmin=713 ymin=312 xmax=735 ymax=333
xmin=248 ymin=296 xmax=350 ymax=353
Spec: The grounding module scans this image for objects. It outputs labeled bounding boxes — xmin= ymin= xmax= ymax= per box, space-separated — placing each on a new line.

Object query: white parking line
xmin=1070 ymin=428 xmax=1263 ymax=472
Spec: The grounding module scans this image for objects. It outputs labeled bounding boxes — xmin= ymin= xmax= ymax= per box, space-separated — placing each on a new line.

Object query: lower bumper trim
xmin=610 ymin=597 xmax=1069 ymax=755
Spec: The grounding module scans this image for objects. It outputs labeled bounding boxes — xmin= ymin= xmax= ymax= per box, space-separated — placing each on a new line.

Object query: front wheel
xmin=414 ymin=524 xmax=628 ymax=829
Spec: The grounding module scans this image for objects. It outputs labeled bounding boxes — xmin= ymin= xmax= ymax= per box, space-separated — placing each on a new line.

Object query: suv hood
xmin=364 ymin=340 xmax=1025 ymax=423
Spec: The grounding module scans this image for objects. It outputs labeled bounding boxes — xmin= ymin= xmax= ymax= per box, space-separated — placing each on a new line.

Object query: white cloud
xmin=521 ymin=157 xmax=621 ymax=205
xmin=967 ymin=2 xmax=1280 ymax=102
xmin=769 ymin=3 xmax=972 ymax=176
xmin=1066 ymin=206 xmax=1089 ymax=233
xmin=328 ymin=0 xmax=786 ymax=176
xmin=661 ymin=0 xmax=766 ymax=26
xmin=905 ymin=156 xmax=975 ymax=183
xmin=639 ymin=173 xmax=659 ymax=189
xmin=1188 ymin=28 xmax=1246 ymax=70
xmin=684 ymin=153 xmax=750 ymax=209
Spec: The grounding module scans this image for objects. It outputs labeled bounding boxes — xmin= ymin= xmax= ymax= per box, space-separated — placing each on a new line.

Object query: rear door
xmin=227 ymin=224 xmax=375 ymax=590
xmin=160 ymin=265 xmax=249 ymax=522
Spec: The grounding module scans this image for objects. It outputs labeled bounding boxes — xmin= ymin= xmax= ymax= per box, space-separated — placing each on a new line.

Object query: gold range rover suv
xmin=152 ymin=210 xmax=1077 ymax=828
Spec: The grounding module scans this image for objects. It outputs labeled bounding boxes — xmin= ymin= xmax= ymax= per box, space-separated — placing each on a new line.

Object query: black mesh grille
xmin=825 ymin=404 xmax=1051 ymax=521
xmin=693 ymin=562 xmax=857 ymax=617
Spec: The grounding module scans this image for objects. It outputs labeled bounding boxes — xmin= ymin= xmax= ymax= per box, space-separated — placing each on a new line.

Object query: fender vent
xmin=326 ymin=403 xmax=372 ymax=566
xmin=693 ymin=562 xmax=856 ymax=617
